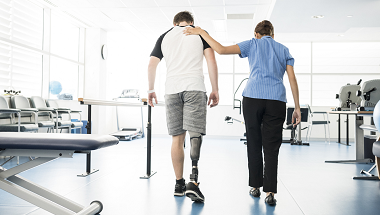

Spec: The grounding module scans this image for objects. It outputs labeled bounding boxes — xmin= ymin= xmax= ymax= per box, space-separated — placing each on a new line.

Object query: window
xmin=0 ymin=0 xmax=43 ymax=96
xmin=49 ymin=11 xmax=81 ymax=100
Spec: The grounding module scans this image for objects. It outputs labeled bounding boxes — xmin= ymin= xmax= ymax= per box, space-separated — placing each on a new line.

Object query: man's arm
xmin=147 ymin=56 xmax=160 ymax=107
xmin=204 ymin=48 xmax=219 ymax=107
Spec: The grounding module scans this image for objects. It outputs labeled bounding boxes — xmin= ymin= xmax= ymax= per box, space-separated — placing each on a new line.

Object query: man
xmin=147 ymin=11 xmax=219 ymax=203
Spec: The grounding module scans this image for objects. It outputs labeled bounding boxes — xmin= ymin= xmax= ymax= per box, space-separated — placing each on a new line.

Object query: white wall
xmin=81 ymin=31 xmax=379 ymax=140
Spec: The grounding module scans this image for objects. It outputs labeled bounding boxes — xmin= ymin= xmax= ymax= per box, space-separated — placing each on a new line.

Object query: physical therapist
xmin=184 ymin=20 xmax=301 ymax=206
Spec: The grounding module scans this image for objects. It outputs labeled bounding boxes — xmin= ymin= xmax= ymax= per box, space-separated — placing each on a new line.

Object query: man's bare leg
xmin=171 ymin=132 xmax=186 ymax=180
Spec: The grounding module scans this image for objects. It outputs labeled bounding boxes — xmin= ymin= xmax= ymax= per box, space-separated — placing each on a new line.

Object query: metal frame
xmin=79 ymin=98 xmax=163 ymax=179
xmin=325 ymin=112 xmax=374 ymax=164
xmin=0 ymin=149 xmax=102 ymax=215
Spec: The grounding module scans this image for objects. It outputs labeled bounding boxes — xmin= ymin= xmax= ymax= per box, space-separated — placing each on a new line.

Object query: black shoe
xmin=185 ymin=182 xmax=205 ymax=202
xmin=265 ymin=193 xmax=277 ymax=206
xmin=249 ymin=188 xmax=261 ymax=197
xmin=174 ymin=179 xmax=186 ymax=196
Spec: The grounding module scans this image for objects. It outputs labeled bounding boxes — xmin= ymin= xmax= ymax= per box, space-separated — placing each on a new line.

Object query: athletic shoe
xmin=265 ymin=193 xmax=277 ymax=206
xmin=249 ymin=188 xmax=261 ymax=197
xmin=174 ymin=180 xmax=186 ymax=196
xmin=185 ymin=182 xmax=205 ymax=202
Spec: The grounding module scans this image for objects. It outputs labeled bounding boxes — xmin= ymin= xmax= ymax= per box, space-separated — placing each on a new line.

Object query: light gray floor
xmin=0 ymin=136 xmax=379 ymax=215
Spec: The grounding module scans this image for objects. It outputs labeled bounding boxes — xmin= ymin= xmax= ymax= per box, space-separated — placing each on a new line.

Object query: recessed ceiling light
xmin=312 ymin=15 xmax=324 ymax=19
xmin=347 ymin=15 xmax=353 ymax=18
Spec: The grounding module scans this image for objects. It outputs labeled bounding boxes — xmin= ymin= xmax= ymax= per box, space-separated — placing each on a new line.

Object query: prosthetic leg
xmin=185 ymin=131 xmax=205 ymax=202
xmin=189 ymin=131 xmax=202 ymax=183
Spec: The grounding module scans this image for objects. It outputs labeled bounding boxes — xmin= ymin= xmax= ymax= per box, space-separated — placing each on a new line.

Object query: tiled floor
xmin=0 ymin=136 xmax=379 ymax=215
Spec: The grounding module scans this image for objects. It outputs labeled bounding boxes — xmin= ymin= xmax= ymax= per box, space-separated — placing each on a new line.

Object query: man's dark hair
xmin=173 ymin=11 xmax=194 ymax=25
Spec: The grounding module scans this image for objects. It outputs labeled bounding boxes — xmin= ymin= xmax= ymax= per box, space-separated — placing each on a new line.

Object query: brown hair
xmin=173 ymin=11 xmax=194 ymax=25
xmin=255 ymin=20 xmax=274 ymax=36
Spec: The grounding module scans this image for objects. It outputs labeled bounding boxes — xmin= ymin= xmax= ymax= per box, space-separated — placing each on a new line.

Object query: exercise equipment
xmin=225 ymin=116 xmax=246 ymax=145
xmin=357 ymin=79 xmax=380 ymax=111
xmin=233 ymin=78 xmax=248 ymax=114
xmin=335 ymin=79 xmax=362 ymax=111
xmin=0 ymin=133 xmax=119 ymax=214
xmin=111 ymin=89 xmax=144 ymax=140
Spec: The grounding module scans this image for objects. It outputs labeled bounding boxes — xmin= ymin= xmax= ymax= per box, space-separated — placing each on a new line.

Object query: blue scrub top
xmin=237 ymin=36 xmax=294 ymax=103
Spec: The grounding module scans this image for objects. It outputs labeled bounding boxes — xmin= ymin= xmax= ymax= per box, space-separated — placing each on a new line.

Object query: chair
xmin=46 ymin=99 xmax=83 ymax=134
xmin=0 ymin=95 xmax=39 ymax=132
xmin=305 ymin=105 xmax=330 ymax=143
xmin=30 ymin=96 xmax=72 ymax=133
xmin=283 ymin=106 xmax=310 ymax=145
xmin=10 ymin=95 xmax=55 ymax=133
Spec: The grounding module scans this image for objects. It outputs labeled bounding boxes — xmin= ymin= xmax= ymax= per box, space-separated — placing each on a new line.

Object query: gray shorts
xmin=165 ymin=91 xmax=207 ymax=136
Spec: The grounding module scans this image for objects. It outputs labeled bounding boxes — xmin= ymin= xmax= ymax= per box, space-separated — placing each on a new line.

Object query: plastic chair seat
xmin=56 ymin=120 xmax=72 ymax=127
xmin=0 ymin=124 xmax=38 ymax=132
xmin=38 ymin=121 xmax=55 ymax=128
xmin=71 ymin=121 xmax=83 ymax=128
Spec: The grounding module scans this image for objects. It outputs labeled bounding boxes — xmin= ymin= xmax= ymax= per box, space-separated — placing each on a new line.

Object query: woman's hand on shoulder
xmin=183 ymin=26 xmax=203 ymax=36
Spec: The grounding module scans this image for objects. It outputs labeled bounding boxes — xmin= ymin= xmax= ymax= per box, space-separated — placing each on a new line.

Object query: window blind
xmin=0 ymin=0 xmax=43 ymax=96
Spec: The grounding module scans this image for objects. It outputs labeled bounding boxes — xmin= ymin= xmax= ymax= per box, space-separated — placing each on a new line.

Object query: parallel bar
xmin=346 ymin=114 xmax=349 ymax=145
xmin=337 ymin=114 xmax=341 ymax=143
xmin=140 ymin=105 xmax=156 ymax=179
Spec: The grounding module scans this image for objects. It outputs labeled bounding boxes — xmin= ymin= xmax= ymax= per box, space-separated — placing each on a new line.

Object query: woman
xmin=184 ymin=20 xmax=301 ymax=206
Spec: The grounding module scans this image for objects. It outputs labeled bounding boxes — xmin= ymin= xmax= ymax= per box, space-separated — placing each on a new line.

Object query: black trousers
xmin=242 ymin=97 xmax=286 ymax=193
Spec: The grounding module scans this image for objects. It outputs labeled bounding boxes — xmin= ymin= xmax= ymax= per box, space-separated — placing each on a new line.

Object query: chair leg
xmin=324 ymin=124 xmax=327 ymax=143
xmin=308 ymin=124 xmax=313 ymax=142
xmin=376 ymin=156 xmax=380 ymax=180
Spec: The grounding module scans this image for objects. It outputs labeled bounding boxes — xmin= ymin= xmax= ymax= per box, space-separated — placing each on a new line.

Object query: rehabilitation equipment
xmin=357 ymin=79 xmax=380 ymax=111
xmin=0 ymin=133 xmax=119 ymax=215
xmin=111 ymin=89 xmax=144 ymax=140
xmin=335 ymin=79 xmax=362 ymax=111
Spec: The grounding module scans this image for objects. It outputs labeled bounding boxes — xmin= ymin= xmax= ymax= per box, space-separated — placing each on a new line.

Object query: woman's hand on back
xmin=183 ymin=26 xmax=203 ymax=35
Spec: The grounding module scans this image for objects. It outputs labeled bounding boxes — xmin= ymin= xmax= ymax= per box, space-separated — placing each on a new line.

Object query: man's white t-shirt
xmin=150 ymin=26 xmax=211 ymax=95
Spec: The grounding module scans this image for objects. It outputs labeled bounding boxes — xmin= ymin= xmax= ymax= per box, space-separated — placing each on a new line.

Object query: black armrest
xmin=0 ymin=108 xmax=21 ymax=113
xmin=58 ymin=107 xmax=70 ymax=111
xmin=70 ymin=110 xmax=81 ymax=113
xmin=37 ymin=107 xmax=56 ymax=112
xmin=19 ymin=108 xmax=38 ymax=112
xmin=313 ymin=111 xmax=327 ymax=114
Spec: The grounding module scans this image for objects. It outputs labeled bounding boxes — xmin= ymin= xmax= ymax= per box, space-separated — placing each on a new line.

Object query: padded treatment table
xmin=0 ymin=133 xmax=119 ymax=215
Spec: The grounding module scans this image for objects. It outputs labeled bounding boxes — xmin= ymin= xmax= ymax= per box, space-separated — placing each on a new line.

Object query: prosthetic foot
xmin=185 ymin=131 xmax=205 ymax=202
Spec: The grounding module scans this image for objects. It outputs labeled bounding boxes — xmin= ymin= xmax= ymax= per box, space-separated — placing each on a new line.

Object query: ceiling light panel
xmin=227 ymin=14 xmax=254 ymax=19
xmin=119 ymin=0 xmax=157 ymax=8
xmin=155 ymin=0 xmax=191 ymax=7
xmin=225 ymin=5 xmax=257 ymax=14
xmin=129 ymin=8 xmax=169 ymax=23
xmin=224 ymin=0 xmax=260 ymax=6
xmin=189 ymin=0 xmax=224 ymax=7
xmin=87 ymin=0 xmax=126 ymax=8
xmin=192 ymin=6 xmax=225 ymax=20
xmin=47 ymin=0 xmax=93 ymax=8
xmin=100 ymin=8 xmax=139 ymax=22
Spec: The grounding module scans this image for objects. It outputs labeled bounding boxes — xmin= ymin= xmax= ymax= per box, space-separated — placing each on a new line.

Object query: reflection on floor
xmin=0 ymin=136 xmax=379 ymax=215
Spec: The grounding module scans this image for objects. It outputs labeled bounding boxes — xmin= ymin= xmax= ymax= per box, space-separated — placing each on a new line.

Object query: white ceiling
xmin=36 ymin=0 xmax=380 ymax=42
